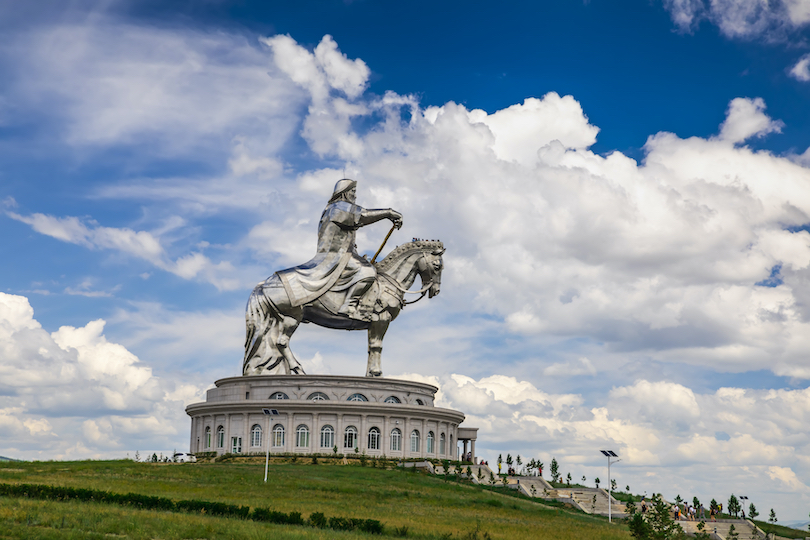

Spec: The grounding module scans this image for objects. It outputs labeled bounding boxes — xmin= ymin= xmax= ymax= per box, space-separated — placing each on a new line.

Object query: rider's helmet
xmin=329 ymin=178 xmax=357 ymax=203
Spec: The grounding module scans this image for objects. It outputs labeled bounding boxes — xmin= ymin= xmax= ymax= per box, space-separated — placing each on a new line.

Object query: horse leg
xmin=276 ymin=309 xmax=305 ymax=374
xmin=367 ymin=315 xmax=391 ymax=377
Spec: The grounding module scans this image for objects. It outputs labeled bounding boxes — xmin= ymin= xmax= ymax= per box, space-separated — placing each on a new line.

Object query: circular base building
xmin=186 ymin=374 xmax=478 ymax=461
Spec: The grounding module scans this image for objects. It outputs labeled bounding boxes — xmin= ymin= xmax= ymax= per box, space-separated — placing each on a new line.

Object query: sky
xmin=2 ymin=0 xmax=810 ymax=523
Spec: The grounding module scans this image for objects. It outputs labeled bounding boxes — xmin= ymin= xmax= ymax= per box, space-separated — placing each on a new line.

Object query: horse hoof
xmin=366 ymin=371 xmax=382 ymax=377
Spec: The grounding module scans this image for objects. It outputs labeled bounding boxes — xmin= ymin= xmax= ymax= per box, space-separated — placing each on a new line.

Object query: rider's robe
xmin=277 ymin=201 xmax=376 ymax=307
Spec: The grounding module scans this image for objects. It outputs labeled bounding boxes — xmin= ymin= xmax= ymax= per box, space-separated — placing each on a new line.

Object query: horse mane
xmin=375 ymin=239 xmax=444 ymax=273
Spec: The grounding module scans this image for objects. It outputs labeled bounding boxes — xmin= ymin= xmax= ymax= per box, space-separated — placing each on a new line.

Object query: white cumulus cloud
xmin=0 ymin=292 xmax=203 ymax=459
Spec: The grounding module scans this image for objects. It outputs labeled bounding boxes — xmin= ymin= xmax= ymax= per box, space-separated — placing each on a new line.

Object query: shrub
xmin=308 ymin=511 xmax=327 ymax=528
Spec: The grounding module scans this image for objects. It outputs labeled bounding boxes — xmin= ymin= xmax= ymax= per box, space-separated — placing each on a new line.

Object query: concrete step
xmin=677 ymin=519 xmax=761 ymax=540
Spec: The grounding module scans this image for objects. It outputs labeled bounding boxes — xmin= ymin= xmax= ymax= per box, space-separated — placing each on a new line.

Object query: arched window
xmin=427 ymin=431 xmax=435 ymax=454
xmin=308 ymin=392 xmax=329 ymax=401
xmin=269 ymin=392 xmax=289 ymax=400
xmin=272 ymin=424 xmax=285 ymax=447
xmin=440 ymin=433 xmax=446 ymax=454
xmin=296 ymin=425 xmax=310 ymax=448
xmin=368 ymin=427 xmax=381 ymax=450
xmin=344 ymin=426 xmax=358 ymax=449
xmin=410 ymin=430 xmax=420 ymax=453
xmin=415 ymin=399 xmax=425 ymax=405
xmin=251 ymin=424 xmax=263 ymax=448
xmin=347 ymin=393 xmax=368 ymax=402
xmin=320 ymin=425 xmax=335 ymax=448
xmin=216 ymin=426 xmax=225 ymax=448
xmin=205 ymin=426 xmax=212 ymax=449
xmin=390 ymin=428 xmax=402 ymax=451
xmin=384 ymin=396 xmax=401 ymax=404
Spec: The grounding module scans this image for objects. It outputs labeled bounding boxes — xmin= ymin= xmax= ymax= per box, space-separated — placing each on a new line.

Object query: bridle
xmin=383 ymin=250 xmax=442 ymax=306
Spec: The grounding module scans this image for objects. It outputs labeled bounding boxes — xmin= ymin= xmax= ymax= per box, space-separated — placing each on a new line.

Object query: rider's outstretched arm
xmin=358 ymin=208 xmax=403 ymax=229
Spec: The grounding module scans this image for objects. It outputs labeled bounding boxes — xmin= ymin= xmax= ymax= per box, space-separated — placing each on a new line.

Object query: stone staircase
xmin=408 ymin=463 xmax=626 ymax=518
xmin=678 ymin=519 xmax=766 ymax=539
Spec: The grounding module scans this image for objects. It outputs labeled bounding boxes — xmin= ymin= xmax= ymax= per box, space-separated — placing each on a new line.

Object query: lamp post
xmin=739 ymin=496 xmax=748 ymax=519
xmin=600 ymin=450 xmax=621 ymax=523
xmin=262 ymin=408 xmax=279 ymax=483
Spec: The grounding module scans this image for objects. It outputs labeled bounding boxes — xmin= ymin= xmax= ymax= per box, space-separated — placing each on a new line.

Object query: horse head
xmin=416 ymin=242 xmax=444 ymax=298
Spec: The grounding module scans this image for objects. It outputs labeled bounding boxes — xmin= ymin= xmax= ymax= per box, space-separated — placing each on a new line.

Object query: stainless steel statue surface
xmin=244 ymin=179 xmax=444 ymax=377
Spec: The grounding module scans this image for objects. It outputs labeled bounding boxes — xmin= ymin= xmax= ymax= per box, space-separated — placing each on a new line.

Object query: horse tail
xmin=243 ymin=281 xmax=282 ymax=375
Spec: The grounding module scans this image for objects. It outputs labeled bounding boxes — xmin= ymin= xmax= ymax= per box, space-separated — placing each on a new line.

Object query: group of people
xmin=671 ymin=502 xmax=719 ymax=521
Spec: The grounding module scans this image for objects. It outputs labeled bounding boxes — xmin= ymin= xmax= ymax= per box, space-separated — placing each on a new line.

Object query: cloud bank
xmin=0 ymin=292 xmax=202 ymax=459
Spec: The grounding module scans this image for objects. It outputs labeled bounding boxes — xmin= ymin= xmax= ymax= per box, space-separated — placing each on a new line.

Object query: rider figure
xmin=278 ymin=179 xmax=403 ymax=318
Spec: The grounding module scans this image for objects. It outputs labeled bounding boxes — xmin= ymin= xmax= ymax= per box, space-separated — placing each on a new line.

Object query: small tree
xmin=566 ymin=472 xmax=572 ymax=486
xmin=333 ymin=445 xmax=338 ymax=456
xmin=693 ymin=496 xmax=700 ymax=509
xmin=627 ymin=513 xmax=651 ymax=539
xmin=694 ymin=520 xmax=711 ymax=540
xmin=502 ymin=475 xmax=509 ymax=488
xmin=646 ymin=493 xmax=684 ymax=539
xmin=748 ymin=503 xmax=758 ymax=520
xmin=625 ymin=500 xmax=636 ymax=515
xmin=728 ymin=494 xmax=740 ymax=517
xmin=550 ymin=458 xmax=559 ymax=482
xmin=594 ymin=477 xmax=600 ymax=488
xmin=536 ymin=461 xmax=544 ymax=478
xmin=675 ymin=494 xmax=683 ymax=505
xmin=489 ymin=471 xmax=495 ymax=485
xmin=530 ymin=484 xmax=537 ymax=497
xmin=582 ymin=475 xmax=587 ymax=484
xmin=516 ymin=454 xmax=522 ymax=473
xmin=625 ymin=485 xmax=630 ymax=492
xmin=710 ymin=498 xmax=718 ymax=512
xmin=727 ymin=524 xmax=739 ymax=539
xmin=768 ymin=508 xmax=776 ymax=523
xmin=506 ymin=453 xmax=513 ymax=471
xmin=611 ymin=478 xmax=617 ymax=492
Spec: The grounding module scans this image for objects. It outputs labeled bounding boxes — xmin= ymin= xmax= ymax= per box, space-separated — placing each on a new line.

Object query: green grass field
xmin=0 ymin=459 xmax=632 ymax=539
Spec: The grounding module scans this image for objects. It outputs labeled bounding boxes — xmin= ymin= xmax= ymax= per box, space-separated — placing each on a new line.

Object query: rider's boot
xmin=338 ymin=279 xmax=373 ymax=317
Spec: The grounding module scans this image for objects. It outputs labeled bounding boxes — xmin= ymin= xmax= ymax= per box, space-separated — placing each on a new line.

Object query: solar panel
xmin=600 ymin=450 xmax=618 ymax=457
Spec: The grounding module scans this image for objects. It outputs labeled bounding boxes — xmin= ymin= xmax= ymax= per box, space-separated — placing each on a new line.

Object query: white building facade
xmin=186 ymin=375 xmax=477 ymax=461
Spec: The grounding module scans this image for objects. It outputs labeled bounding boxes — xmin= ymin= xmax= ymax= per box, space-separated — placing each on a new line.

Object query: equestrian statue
xmin=243 ymin=179 xmax=444 ymax=377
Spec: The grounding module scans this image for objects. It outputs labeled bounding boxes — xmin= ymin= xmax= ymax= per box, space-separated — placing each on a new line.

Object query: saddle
xmin=307 ymin=273 xmax=401 ymax=325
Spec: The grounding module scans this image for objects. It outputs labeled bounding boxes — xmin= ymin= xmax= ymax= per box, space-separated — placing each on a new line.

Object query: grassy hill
xmin=0 ymin=459 xmax=632 ymax=540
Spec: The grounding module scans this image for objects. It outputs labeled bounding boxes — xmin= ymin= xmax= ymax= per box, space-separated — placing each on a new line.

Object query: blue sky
xmin=3 ymin=0 xmax=810 ymax=522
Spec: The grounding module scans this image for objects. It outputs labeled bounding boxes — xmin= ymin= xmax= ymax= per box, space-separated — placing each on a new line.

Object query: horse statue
xmin=243 ymin=239 xmax=444 ymax=377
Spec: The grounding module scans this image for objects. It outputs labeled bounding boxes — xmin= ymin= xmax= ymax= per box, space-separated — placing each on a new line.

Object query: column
xmin=313 ymin=413 xmax=319 ymax=453
xmin=471 ymin=439 xmax=476 ymax=464
xmin=463 ymin=440 xmax=469 ymax=461
xmin=383 ymin=415 xmax=389 ymax=457
xmin=336 ymin=414 xmax=343 ymax=455
xmin=421 ymin=419 xmax=426 ymax=457
xmin=360 ymin=415 xmax=367 ymax=452
xmin=243 ymin=413 xmax=249 ymax=454
xmin=286 ymin=413 xmax=293 ymax=453
xmin=189 ymin=417 xmax=195 ymax=453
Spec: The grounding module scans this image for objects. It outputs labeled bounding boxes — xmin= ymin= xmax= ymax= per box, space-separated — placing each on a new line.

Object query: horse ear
xmin=433 ymin=248 xmax=445 ymax=256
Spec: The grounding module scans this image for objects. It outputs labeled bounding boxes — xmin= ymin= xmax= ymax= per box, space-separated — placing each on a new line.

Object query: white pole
xmin=608 ymin=456 xmax=612 ymax=523
xmin=264 ymin=414 xmax=270 ymax=483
